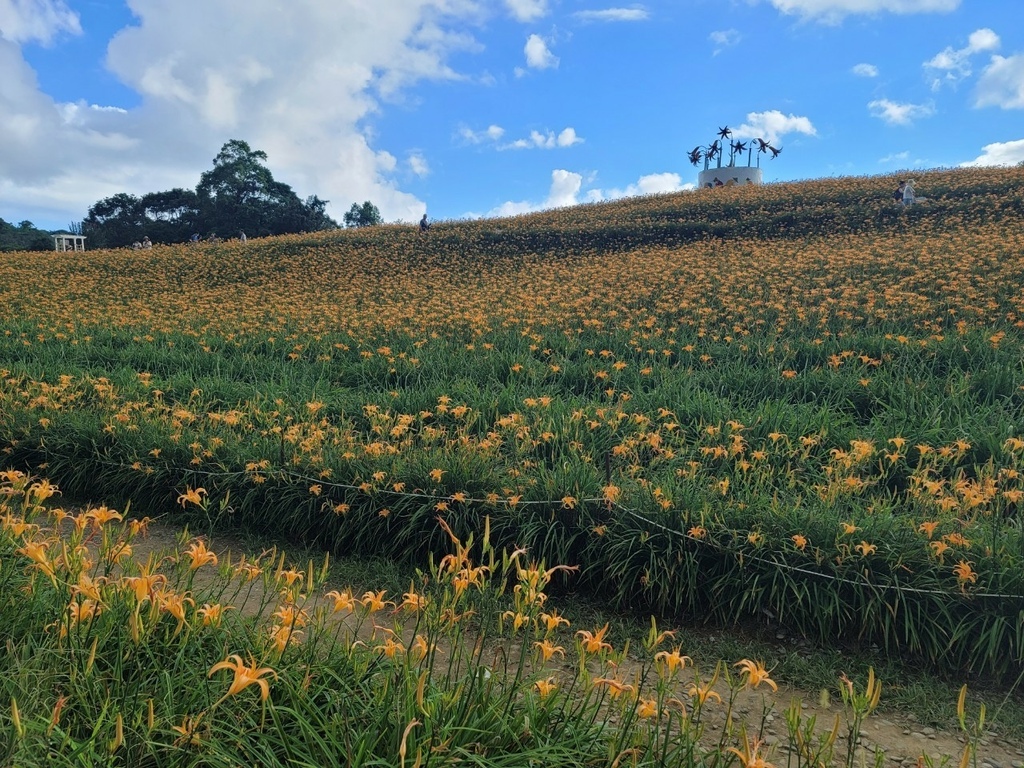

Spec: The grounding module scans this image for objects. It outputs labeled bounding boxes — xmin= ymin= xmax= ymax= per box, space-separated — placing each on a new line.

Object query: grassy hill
xmin=3 ymin=164 xmax=1024 ymax=675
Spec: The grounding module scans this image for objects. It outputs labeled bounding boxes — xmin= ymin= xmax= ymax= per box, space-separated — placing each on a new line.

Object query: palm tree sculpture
xmin=689 ymin=126 xmax=782 ymax=170
xmin=688 ymin=127 xmax=733 ymax=171
xmin=744 ymin=138 xmax=777 ymax=168
xmin=687 ymin=139 xmax=723 ymax=170
xmin=729 ymin=140 xmax=747 ymax=167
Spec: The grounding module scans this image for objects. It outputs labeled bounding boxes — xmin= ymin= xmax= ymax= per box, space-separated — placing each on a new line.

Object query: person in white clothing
xmin=902 ymin=180 xmax=917 ymax=206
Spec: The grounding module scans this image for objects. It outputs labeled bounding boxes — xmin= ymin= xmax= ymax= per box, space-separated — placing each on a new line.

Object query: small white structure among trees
xmin=54 ymin=234 xmax=86 ymax=252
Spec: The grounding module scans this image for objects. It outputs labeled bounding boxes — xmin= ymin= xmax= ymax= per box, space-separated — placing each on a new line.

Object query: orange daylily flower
xmin=735 ymin=659 xmax=778 ymax=691
xmin=208 ymin=653 xmax=277 ymax=705
xmin=576 ymin=623 xmax=613 ymax=654
xmin=177 ymin=486 xmax=207 ymax=507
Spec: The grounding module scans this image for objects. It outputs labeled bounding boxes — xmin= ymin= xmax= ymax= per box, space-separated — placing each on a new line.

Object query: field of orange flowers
xmin=3 ymin=165 xmax=1024 ymax=677
xmin=11 ymin=470 xmax=971 ymax=767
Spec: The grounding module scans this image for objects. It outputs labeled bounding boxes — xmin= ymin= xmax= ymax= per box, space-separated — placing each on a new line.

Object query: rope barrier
xmin=16 ymin=454 xmax=1024 ymax=603
xmin=609 ymin=502 xmax=1024 ymax=601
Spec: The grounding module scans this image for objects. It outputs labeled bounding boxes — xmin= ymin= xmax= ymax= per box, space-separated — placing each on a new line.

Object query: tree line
xmin=80 ymin=140 xmax=384 ymax=249
xmin=0 ymin=219 xmax=55 ymax=252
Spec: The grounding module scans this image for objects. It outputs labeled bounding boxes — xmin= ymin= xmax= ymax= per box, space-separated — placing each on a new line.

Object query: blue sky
xmin=2 ymin=0 xmax=1023 ymax=231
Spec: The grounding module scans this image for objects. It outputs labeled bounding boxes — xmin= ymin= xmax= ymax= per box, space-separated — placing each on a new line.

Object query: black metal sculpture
xmin=688 ymin=125 xmax=780 ymax=170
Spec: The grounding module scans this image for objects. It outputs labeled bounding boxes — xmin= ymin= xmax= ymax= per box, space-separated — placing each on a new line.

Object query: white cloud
xmin=0 ymin=1 xmax=484 ymax=228
xmin=574 ymin=8 xmax=649 ymax=22
xmin=731 ymin=110 xmax=817 ymax=144
xmin=408 ymin=152 xmax=429 ymax=177
xmin=524 ymin=33 xmax=558 ymax=69
xmin=0 ymin=0 xmax=80 ymax=44
xmin=459 ymin=124 xmax=506 ymax=143
xmin=867 ymin=98 xmax=935 ymax=125
xmin=484 ymin=169 xmax=583 ymax=217
xmin=592 ymin=172 xmax=689 ymax=200
xmin=505 ymin=0 xmax=548 ymax=22
xmin=502 ymin=127 xmax=583 ymax=150
xmin=878 ymin=150 xmax=910 ymax=164
xmin=960 ymin=139 xmax=1024 ymax=167
xmin=478 ymin=169 xmax=690 ymax=218
xmin=852 ymin=63 xmax=878 ymax=77
xmin=764 ymin=0 xmax=959 ymax=25
xmin=547 ymin=169 xmax=584 ymax=207
xmin=975 ymin=54 xmax=1024 ymax=109
xmin=709 ymin=29 xmax=741 ymax=54
xmin=924 ymin=27 xmax=1000 ymax=89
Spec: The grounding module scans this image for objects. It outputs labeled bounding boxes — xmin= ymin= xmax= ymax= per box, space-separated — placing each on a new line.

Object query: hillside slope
xmin=3 ymin=165 xmax=1024 ymax=675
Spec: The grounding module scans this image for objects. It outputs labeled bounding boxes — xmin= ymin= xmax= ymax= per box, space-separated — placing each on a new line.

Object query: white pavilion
xmin=53 ymin=233 xmax=86 ymax=252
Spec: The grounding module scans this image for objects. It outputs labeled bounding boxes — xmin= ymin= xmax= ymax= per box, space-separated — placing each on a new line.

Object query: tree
xmin=196 ymin=140 xmax=274 ymax=235
xmin=140 ymin=188 xmax=201 ymax=243
xmin=302 ymin=195 xmax=336 ymax=232
xmin=82 ymin=193 xmax=145 ymax=248
xmin=0 ymin=218 xmax=52 ymax=252
xmin=194 ymin=140 xmax=337 ymax=237
xmin=343 ymin=201 xmax=383 ymax=228
xmin=77 ymin=139 xmax=337 ymax=247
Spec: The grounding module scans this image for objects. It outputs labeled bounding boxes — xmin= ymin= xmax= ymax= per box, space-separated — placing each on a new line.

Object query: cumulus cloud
xmin=502 ymin=127 xmax=583 ymax=150
xmin=960 ymin=138 xmax=1024 ymax=167
xmin=0 ymin=0 xmax=80 ymax=44
xmin=573 ymin=7 xmax=649 ymax=22
xmin=459 ymin=124 xmax=506 ymax=144
xmin=478 ymin=169 xmax=690 ymax=218
xmin=590 ymin=172 xmax=688 ymax=201
xmin=709 ymin=29 xmax=741 ymax=54
xmin=764 ymin=0 xmax=959 ymax=25
xmin=505 ymin=0 xmax=548 ymax=22
xmin=731 ymin=110 xmax=817 ymax=144
xmin=974 ymin=54 xmax=1024 ymax=109
xmin=0 ymin=1 xmax=484 ymax=228
xmin=524 ymin=33 xmax=558 ymax=70
xmin=408 ymin=152 xmax=430 ymax=177
xmin=924 ymin=28 xmax=1000 ymax=89
xmin=484 ymin=169 xmax=583 ymax=217
xmin=867 ymin=98 xmax=935 ymax=125
xmin=852 ymin=63 xmax=878 ymax=77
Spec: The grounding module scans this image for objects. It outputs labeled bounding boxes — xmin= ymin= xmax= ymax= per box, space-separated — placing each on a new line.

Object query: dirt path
xmin=130 ymin=522 xmax=1024 ymax=766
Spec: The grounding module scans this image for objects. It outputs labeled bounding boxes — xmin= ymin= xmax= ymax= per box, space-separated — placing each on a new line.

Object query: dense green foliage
xmin=342 ymin=200 xmax=384 ymax=228
xmin=81 ymin=140 xmax=338 ymax=248
xmin=0 ymin=218 xmax=56 ymax=252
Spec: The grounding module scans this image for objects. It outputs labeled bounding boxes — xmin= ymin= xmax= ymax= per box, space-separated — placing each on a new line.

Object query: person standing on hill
xmin=893 ymin=181 xmax=906 ymax=204
xmin=419 ymin=213 xmax=431 ymax=233
xmin=902 ymin=180 xmax=917 ymax=207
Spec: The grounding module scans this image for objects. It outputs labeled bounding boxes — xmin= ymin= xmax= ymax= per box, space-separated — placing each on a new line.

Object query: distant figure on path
xmin=713 ymin=177 xmax=724 ymax=187
xmin=893 ymin=182 xmax=906 ymax=204
xmin=142 ymin=236 xmax=152 ymax=249
xmin=419 ymin=214 xmax=430 ymax=233
xmin=239 ymin=231 xmax=247 ymax=242
xmin=190 ymin=233 xmax=200 ymax=243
